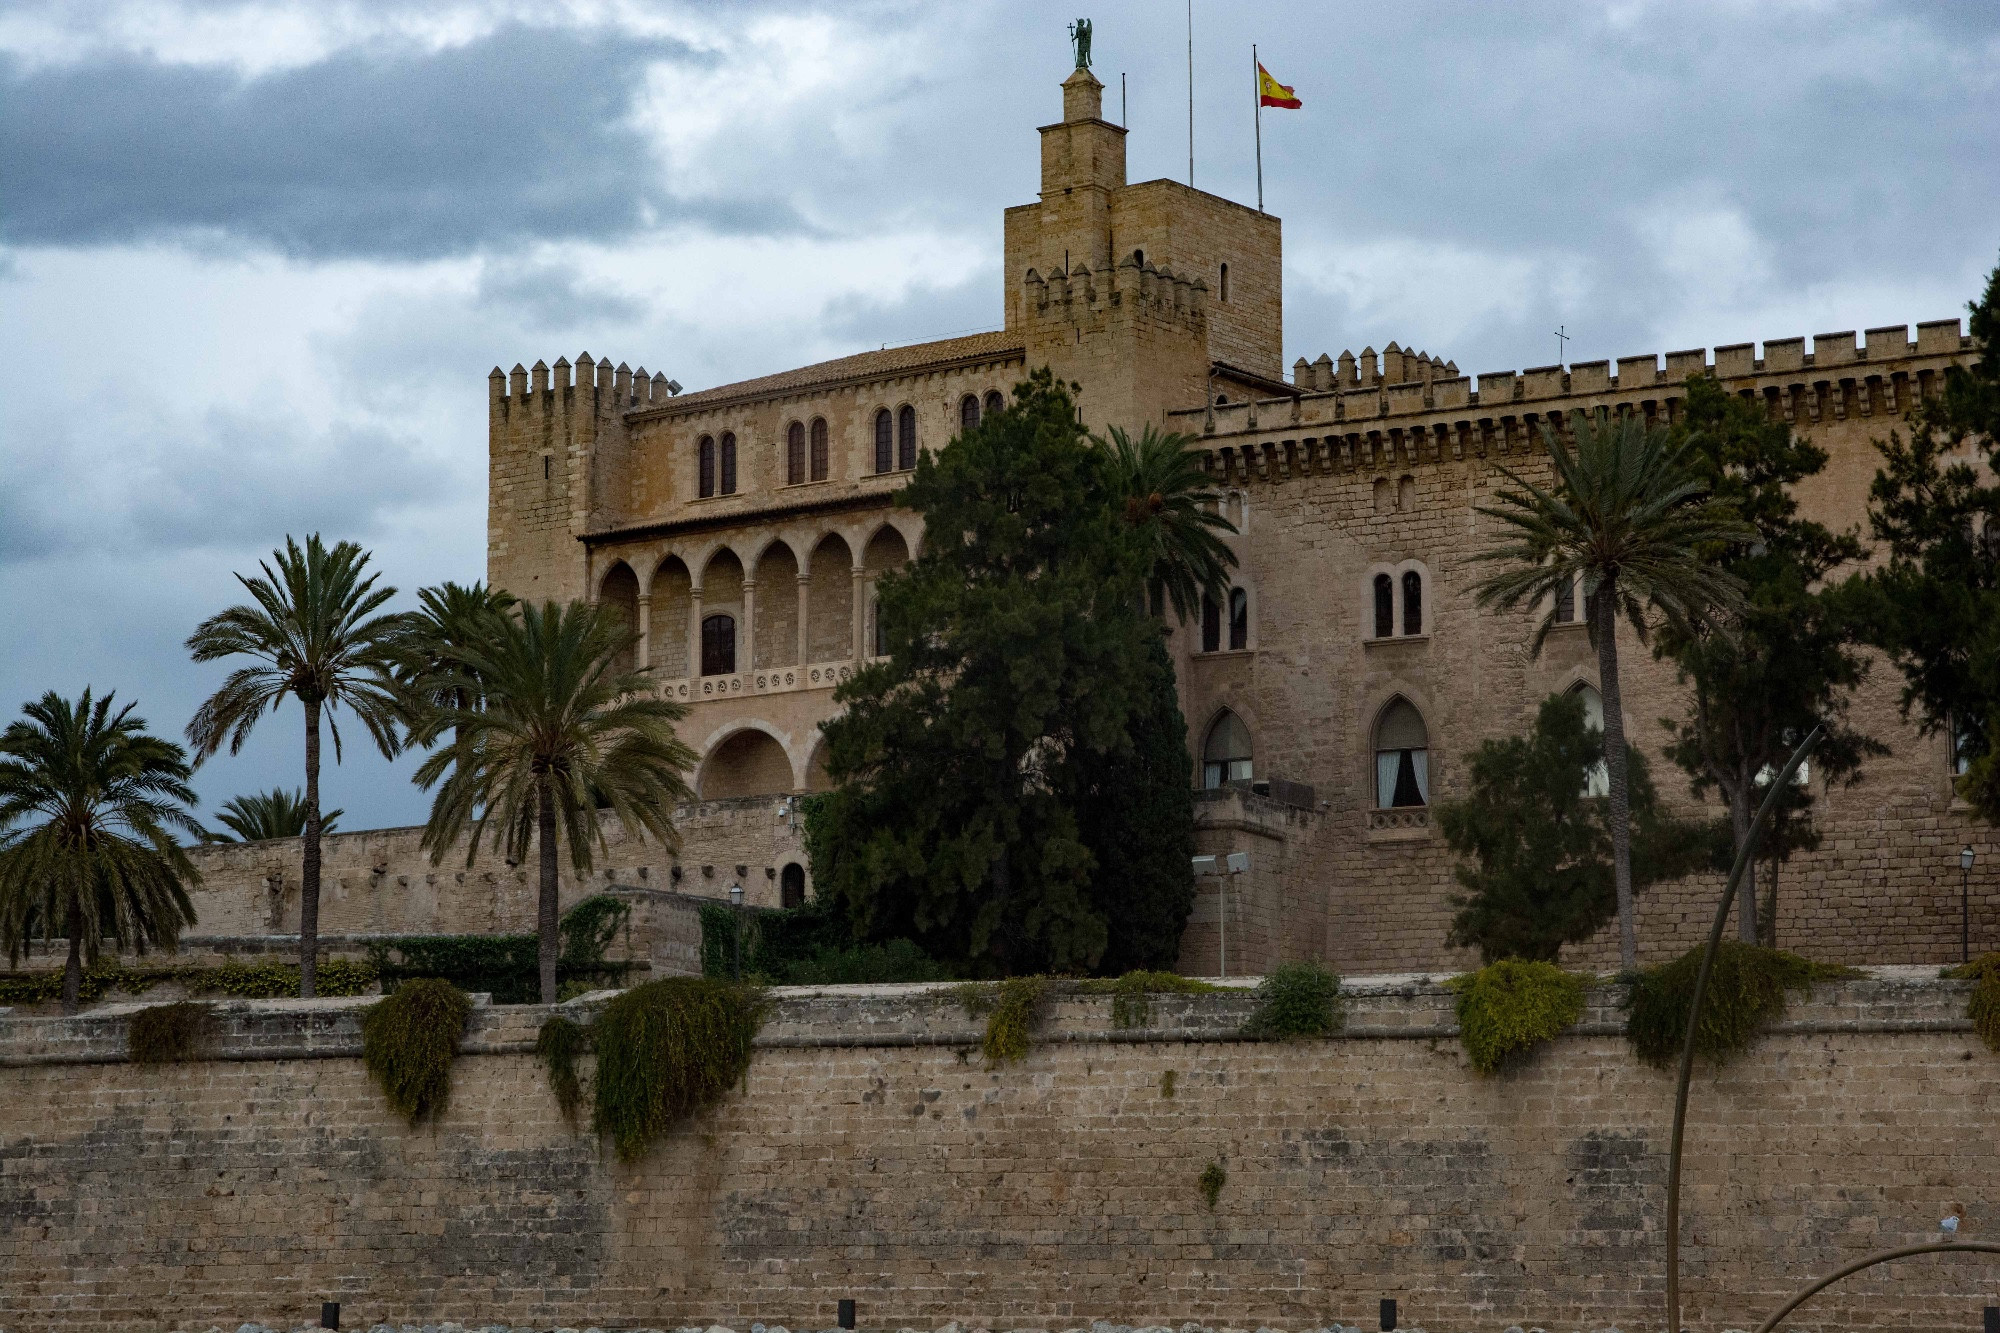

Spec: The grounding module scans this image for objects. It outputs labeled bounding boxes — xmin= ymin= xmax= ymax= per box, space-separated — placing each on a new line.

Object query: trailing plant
xmin=536 ymin=1013 xmax=591 ymax=1125
xmin=1944 ymin=952 xmax=2000 ymax=1053
xmin=591 ymin=978 xmax=767 ymax=1161
xmin=1159 ymin=1069 xmax=1177 ymax=1099
xmin=957 ymin=975 xmax=1052 ymax=1066
xmin=699 ymin=900 xmax=757 ymax=980
xmin=0 ymin=957 xmax=376 ymax=1005
xmin=1243 ymin=961 xmax=1345 ymax=1040
xmin=360 ymin=977 xmax=471 ymax=1126
xmin=127 ymin=1001 xmax=215 ymax=1064
xmin=1077 ymin=970 xmax=1219 ymax=1029
xmin=1198 ymin=1160 xmax=1227 ymax=1210
xmin=1447 ymin=958 xmax=1588 ymax=1074
xmin=1623 ymin=940 xmax=1860 ymax=1066
xmin=559 ymin=894 xmax=630 ymax=969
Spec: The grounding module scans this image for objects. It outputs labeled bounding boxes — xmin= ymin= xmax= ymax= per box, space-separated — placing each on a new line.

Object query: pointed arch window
xmin=961 ymin=394 xmax=981 ymax=432
xmin=874 ymin=409 xmax=893 ymax=474
xmin=1373 ymin=573 xmax=1395 ymax=639
xmin=719 ymin=432 xmax=737 ymax=495
xmin=809 ymin=417 xmax=829 ymax=481
xmin=698 ymin=435 xmax=716 ymax=498
xmin=786 ymin=421 xmax=806 ymax=485
xmin=1374 ymin=698 xmax=1430 ymax=808
xmin=701 ymin=613 xmax=736 ymax=676
xmin=1202 ymin=711 xmax=1253 ymax=789
xmin=897 ymin=405 xmax=917 ymax=470
xmin=1402 ymin=570 xmax=1423 ymax=636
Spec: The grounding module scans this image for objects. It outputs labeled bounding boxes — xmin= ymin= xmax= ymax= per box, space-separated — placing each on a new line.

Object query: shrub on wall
xmin=536 ymin=1013 xmax=592 ymax=1125
xmin=1078 ymin=970 xmax=1219 ymax=1030
xmin=591 ymin=977 xmax=767 ymax=1161
xmin=1244 ymin=962 xmax=1345 ymax=1040
xmin=127 ymin=1001 xmax=216 ymax=1063
xmin=1944 ymin=952 xmax=2000 ymax=1053
xmin=360 ymin=978 xmax=472 ymax=1125
xmin=1624 ymin=940 xmax=1859 ymax=1066
xmin=956 ymin=976 xmax=1052 ymax=1065
xmin=1447 ymin=958 xmax=1588 ymax=1074
xmin=1198 ymin=1160 xmax=1227 ymax=1210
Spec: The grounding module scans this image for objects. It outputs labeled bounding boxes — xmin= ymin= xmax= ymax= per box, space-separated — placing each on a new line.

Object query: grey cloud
xmin=0 ymin=24 xmax=809 ymax=259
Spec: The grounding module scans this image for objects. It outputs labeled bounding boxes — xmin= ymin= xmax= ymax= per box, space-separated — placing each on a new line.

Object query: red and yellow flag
xmin=1257 ymin=63 xmax=1300 ymax=109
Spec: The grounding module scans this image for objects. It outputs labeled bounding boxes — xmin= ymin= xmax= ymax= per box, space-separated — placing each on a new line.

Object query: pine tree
xmin=810 ymin=370 xmax=1185 ymax=976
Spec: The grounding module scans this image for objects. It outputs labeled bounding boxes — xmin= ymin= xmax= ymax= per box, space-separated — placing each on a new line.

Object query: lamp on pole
xmin=728 ymin=882 xmax=745 ymax=980
xmin=1190 ymin=852 xmax=1250 ymax=978
xmin=1962 ymin=846 xmax=1975 ymax=964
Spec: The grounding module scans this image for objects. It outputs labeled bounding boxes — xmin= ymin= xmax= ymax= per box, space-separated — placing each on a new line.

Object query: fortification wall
xmin=1 ymin=973 xmax=1992 ymax=1333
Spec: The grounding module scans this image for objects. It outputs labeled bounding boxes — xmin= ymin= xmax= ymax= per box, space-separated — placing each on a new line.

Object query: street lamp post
xmin=1962 ymin=846 xmax=1976 ymax=964
xmin=728 ymin=882 xmax=745 ymax=980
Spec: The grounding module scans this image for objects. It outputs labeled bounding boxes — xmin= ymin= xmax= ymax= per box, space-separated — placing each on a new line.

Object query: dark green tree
xmin=810 ymin=370 xmax=1187 ymax=976
xmin=1657 ymin=374 xmax=1885 ymax=944
xmin=0 ymin=691 xmax=201 ymax=1013
xmin=200 ymin=787 xmax=342 ymax=843
xmin=1853 ymin=256 xmax=2000 ymax=822
xmin=1439 ymin=692 xmax=1721 ymax=965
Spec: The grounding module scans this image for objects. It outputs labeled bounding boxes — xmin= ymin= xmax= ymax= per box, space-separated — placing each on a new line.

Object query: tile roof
xmin=664 ymin=330 xmax=1025 ymax=408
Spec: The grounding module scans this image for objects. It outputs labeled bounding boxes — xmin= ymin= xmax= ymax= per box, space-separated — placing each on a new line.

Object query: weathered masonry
xmin=1 ymin=974 xmax=1994 ymax=1332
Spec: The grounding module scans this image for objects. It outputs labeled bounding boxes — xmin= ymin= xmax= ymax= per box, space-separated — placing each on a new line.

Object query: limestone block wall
xmin=1 ymin=974 xmax=1993 ymax=1333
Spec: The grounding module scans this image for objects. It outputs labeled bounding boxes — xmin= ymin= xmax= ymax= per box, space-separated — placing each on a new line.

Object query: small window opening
xmin=719 ymin=432 xmax=737 ymax=495
xmin=897 ymin=405 xmax=917 ymax=470
xmin=1201 ymin=593 xmax=1222 ymax=653
xmin=1219 ymin=262 xmax=1230 ymax=302
xmin=1402 ymin=570 xmax=1423 ymax=636
xmin=1554 ymin=575 xmax=1576 ymax=624
xmin=810 ymin=417 xmax=829 ymax=481
xmin=984 ymin=389 xmax=1005 ymax=418
xmin=1228 ymin=588 xmax=1249 ymax=651
xmin=1373 ymin=573 xmax=1394 ymax=639
xmin=700 ymin=613 xmax=736 ymax=676
xmin=961 ymin=394 xmax=980 ymax=432
xmin=698 ymin=435 xmax=716 ymax=498
xmin=874 ymin=409 xmax=893 ymax=474
xmin=786 ymin=421 xmax=805 ymax=485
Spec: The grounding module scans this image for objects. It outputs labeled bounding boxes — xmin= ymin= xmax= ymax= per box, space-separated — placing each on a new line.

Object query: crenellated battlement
xmin=1171 ymin=317 xmax=1973 ymax=483
xmin=1021 ymin=252 xmax=1209 ymax=331
xmin=487 ymin=351 xmax=679 ymax=425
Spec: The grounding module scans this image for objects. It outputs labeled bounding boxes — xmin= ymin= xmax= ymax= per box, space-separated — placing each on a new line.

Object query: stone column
xmin=689 ymin=586 xmax=704 ymax=676
xmin=635 ymin=593 xmax=652 ymax=671
xmin=741 ymin=578 xmax=758 ymax=673
xmin=796 ymin=574 xmax=811 ymax=665
xmin=851 ymin=566 xmax=867 ymax=660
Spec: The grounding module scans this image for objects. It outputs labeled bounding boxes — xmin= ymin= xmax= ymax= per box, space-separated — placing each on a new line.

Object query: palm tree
xmin=200 ymin=788 xmax=342 ymax=843
xmin=1096 ymin=424 xmax=1239 ymax=621
xmin=395 ymin=581 xmax=519 ymax=739
xmin=411 ymin=599 xmax=696 ymax=1003
xmin=185 ymin=534 xmax=405 ymax=997
xmin=1470 ymin=412 xmax=1751 ymax=971
xmin=0 ymin=691 xmax=201 ymax=1014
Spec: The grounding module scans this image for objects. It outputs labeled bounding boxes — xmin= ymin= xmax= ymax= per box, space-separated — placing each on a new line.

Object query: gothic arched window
xmin=809 ymin=417 xmax=829 ymax=481
xmin=719 ymin=432 xmax=738 ymax=495
xmin=874 ymin=409 xmax=893 ymax=474
xmin=960 ymin=394 xmax=980 ymax=432
xmin=698 ymin=435 xmax=716 ymax=498
xmin=897 ymin=405 xmax=917 ymax=470
xmin=1373 ymin=698 xmax=1430 ymax=808
xmin=1402 ymin=569 xmax=1423 ymax=636
xmin=1373 ymin=573 xmax=1394 ymax=639
xmin=786 ymin=421 xmax=806 ymax=485
xmin=700 ymin=613 xmax=736 ymax=676
xmin=1202 ymin=711 xmax=1253 ymax=789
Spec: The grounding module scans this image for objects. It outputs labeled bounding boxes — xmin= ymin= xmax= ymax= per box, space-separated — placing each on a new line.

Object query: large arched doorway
xmin=700 ymin=729 xmax=796 ymax=800
xmin=599 ymin=562 xmax=640 ymax=676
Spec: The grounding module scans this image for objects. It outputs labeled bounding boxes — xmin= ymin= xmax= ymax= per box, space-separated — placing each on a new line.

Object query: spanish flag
xmin=1257 ymin=62 xmax=1300 ymax=109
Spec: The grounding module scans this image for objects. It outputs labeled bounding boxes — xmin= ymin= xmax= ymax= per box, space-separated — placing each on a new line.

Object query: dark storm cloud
xmin=0 ymin=24 xmax=805 ymax=259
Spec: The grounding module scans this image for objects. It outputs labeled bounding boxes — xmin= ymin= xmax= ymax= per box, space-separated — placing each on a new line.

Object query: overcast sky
xmin=2 ymin=0 xmax=1995 ymax=833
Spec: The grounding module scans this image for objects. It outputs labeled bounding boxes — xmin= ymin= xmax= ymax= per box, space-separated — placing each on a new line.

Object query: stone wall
xmin=2 ymin=973 xmax=1993 ymax=1333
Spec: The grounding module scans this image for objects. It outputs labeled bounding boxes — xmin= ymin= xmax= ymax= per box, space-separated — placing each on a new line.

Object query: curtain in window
xmin=1375 ymin=751 xmax=1400 ymax=808
xmin=719 ymin=432 xmax=737 ymax=494
xmin=810 ymin=418 xmax=829 ymax=480
xmin=786 ymin=422 xmax=805 ymax=484
xmin=897 ymin=405 xmax=917 ymax=470
xmin=874 ymin=410 xmax=893 ymax=473
xmin=698 ymin=436 xmax=715 ymax=498
xmin=1410 ymin=748 xmax=1430 ymax=802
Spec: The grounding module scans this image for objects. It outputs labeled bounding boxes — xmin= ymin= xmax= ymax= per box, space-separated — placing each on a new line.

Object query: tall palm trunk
xmin=300 ymin=696 xmax=322 ymax=998
xmin=1592 ymin=583 xmax=1638 ymax=971
xmin=62 ymin=897 xmax=83 ymax=1016
xmin=537 ymin=780 xmax=560 ymax=1004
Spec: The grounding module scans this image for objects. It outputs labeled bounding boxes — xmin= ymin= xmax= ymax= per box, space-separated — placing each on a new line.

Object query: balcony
xmin=656 ymin=658 xmax=859 ymax=703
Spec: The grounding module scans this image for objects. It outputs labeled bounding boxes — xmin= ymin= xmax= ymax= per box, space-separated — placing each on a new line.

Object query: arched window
xmin=1402 ymin=570 xmax=1423 ymax=636
xmin=1571 ymin=683 xmax=1609 ymax=797
xmin=1219 ymin=262 xmax=1230 ymax=302
xmin=984 ymin=389 xmax=1004 ymax=418
xmin=960 ymin=394 xmax=980 ymax=432
xmin=1201 ymin=592 xmax=1222 ymax=653
xmin=1554 ymin=573 xmax=1576 ymax=624
xmin=701 ymin=613 xmax=736 ymax=676
xmin=1954 ymin=712 xmax=1984 ymax=776
xmin=809 ymin=417 xmax=829 ymax=481
xmin=897 ymin=405 xmax=917 ymax=470
xmin=786 ymin=421 xmax=806 ymax=485
xmin=698 ymin=435 xmax=716 ymax=498
xmin=1202 ymin=711 xmax=1253 ymax=789
xmin=873 ymin=409 xmax=893 ymax=474
xmin=871 ymin=596 xmax=889 ymax=657
xmin=1373 ymin=573 xmax=1394 ymax=639
xmin=780 ymin=863 xmax=806 ymax=910
xmin=1228 ymin=587 xmax=1249 ymax=650
xmin=1374 ymin=698 xmax=1430 ymax=808
xmin=719 ymin=432 xmax=738 ymax=495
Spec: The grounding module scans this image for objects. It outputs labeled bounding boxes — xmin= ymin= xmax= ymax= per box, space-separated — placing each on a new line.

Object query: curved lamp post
xmin=1750 ymin=1241 xmax=2000 ymax=1333
xmin=1664 ymin=725 xmax=1823 ymax=1333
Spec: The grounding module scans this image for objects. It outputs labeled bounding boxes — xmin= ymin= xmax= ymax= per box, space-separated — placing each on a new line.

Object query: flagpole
xmin=1252 ymin=44 xmax=1264 ymax=213
xmin=1187 ymin=0 xmax=1195 ymax=186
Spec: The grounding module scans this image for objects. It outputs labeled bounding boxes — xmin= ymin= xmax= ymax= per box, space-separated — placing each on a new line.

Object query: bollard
xmin=1379 ymin=1299 xmax=1397 ymax=1332
xmin=320 ymin=1302 xmax=340 ymax=1331
xmin=838 ymin=1298 xmax=856 ymax=1330
xmin=1983 ymin=1305 xmax=1998 ymax=1333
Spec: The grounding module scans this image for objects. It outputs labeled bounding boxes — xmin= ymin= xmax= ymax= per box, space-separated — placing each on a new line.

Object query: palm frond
xmin=1095 ymin=423 xmax=1240 ymax=621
